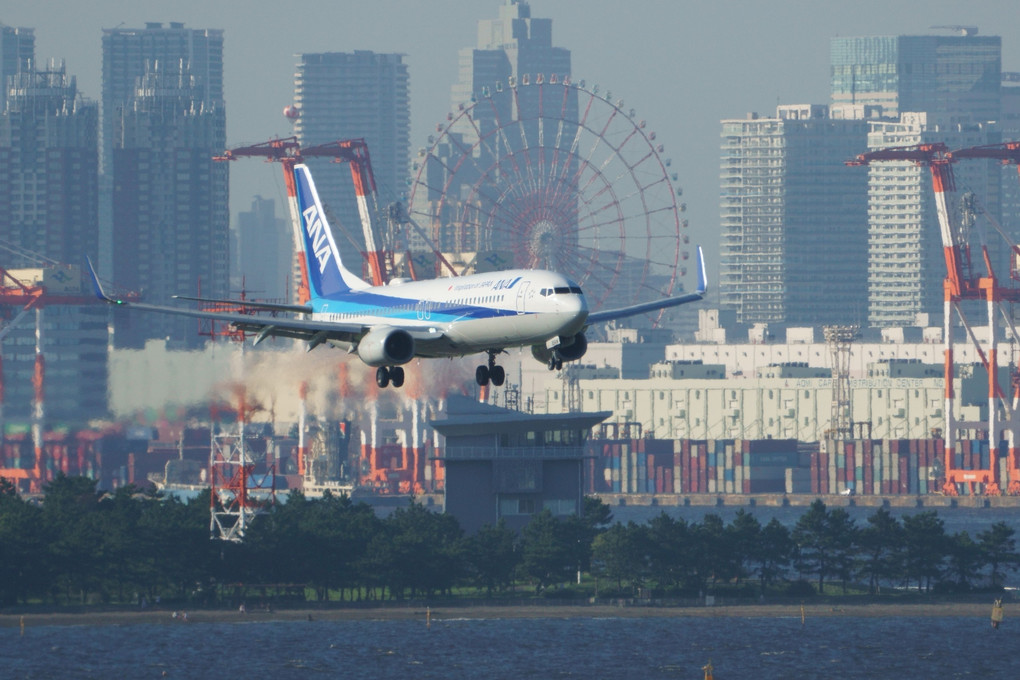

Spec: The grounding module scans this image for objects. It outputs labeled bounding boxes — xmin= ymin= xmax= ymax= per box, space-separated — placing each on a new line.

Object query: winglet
xmin=695 ymin=245 xmax=708 ymax=296
xmin=84 ymin=256 xmax=120 ymax=304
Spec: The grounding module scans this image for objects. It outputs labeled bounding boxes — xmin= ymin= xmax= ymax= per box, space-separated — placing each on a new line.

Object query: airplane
xmin=87 ymin=163 xmax=707 ymax=389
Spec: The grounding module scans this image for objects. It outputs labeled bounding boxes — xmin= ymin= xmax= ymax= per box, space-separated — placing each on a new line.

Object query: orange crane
xmin=946 ymin=140 xmax=1020 ymax=495
xmin=848 ymin=143 xmax=1020 ymax=495
xmin=1 ymin=253 xmax=140 ymax=493
xmin=215 ymin=137 xmax=390 ymax=292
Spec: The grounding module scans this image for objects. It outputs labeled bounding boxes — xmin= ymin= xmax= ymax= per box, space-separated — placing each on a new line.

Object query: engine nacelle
xmin=531 ymin=332 xmax=588 ymax=365
xmin=555 ymin=332 xmax=588 ymax=362
xmin=356 ymin=326 xmax=415 ymax=367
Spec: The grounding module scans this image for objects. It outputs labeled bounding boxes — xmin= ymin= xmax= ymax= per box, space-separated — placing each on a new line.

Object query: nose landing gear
xmin=475 ymin=351 xmax=506 ymax=387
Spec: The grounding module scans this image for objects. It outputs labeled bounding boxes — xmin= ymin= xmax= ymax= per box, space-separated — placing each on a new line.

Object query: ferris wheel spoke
xmin=406 ymin=79 xmax=684 ymax=312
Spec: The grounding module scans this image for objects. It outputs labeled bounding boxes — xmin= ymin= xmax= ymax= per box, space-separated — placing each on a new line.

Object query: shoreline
xmin=1 ymin=601 xmax=1011 ymax=628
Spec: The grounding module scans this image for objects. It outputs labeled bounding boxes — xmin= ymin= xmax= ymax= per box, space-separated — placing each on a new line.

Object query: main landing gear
xmin=475 ymin=351 xmax=506 ymax=387
xmin=375 ymin=365 xmax=405 ymax=389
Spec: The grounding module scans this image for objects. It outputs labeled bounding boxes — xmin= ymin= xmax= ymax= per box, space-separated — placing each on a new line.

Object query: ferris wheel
xmin=401 ymin=75 xmax=690 ymax=320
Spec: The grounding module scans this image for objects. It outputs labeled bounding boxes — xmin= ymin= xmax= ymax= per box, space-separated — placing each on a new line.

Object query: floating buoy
xmin=702 ymin=660 xmax=714 ymax=680
xmin=426 ymin=606 xmax=431 ymax=630
xmin=992 ymin=598 xmax=1004 ymax=629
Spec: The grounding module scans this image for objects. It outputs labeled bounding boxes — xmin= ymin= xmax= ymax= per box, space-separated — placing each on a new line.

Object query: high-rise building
xmin=831 ymin=31 xmax=1006 ymax=327
xmin=110 ymin=58 xmax=228 ymax=349
xmin=234 ymin=195 xmax=291 ymax=302
xmin=1 ymin=24 xmax=34 ymax=109
xmin=100 ymin=22 xmax=224 ymax=279
xmin=0 ymin=61 xmax=108 ymax=423
xmin=102 ymin=23 xmax=227 ymax=348
xmin=718 ymin=105 xmax=871 ymax=326
xmin=864 ymin=114 xmax=999 ymax=328
xmin=831 ymin=33 xmax=1001 ymax=124
xmin=293 ymin=51 xmax=409 ymax=265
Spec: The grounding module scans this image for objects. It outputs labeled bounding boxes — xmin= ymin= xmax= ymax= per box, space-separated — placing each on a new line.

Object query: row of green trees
xmin=592 ymin=500 xmax=1019 ymax=597
xmin=1 ymin=475 xmax=1017 ymax=608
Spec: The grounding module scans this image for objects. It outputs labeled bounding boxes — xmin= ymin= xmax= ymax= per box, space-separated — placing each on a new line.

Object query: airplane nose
xmin=564 ymin=293 xmax=588 ymax=326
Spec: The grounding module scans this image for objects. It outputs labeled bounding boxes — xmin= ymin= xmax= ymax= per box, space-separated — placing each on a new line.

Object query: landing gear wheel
xmin=376 ymin=367 xmax=390 ymax=388
xmin=490 ymin=365 xmax=506 ymax=386
xmin=475 ymin=365 xmax=490 ymax=386
xmin=390 ymin=366 xmax=405 ymax=388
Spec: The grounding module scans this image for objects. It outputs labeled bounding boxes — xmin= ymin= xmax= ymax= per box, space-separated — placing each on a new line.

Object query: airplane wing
xmin=585 ymin=246 xmax=708 ymax=325
xmin=171 ymin=294 xmax=313 ymax=315
xmin=85 ymin=257 xmax=374 ymax=349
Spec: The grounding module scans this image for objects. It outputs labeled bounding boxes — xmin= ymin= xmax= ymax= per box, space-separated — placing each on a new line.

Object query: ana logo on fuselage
xmin=302 ymin=205 xmax=332 ymax=274
xmin=492 ymin=276 xmax=522 ymax=291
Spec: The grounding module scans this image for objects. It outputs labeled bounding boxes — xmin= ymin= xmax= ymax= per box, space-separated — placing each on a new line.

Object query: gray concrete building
xmin=0 ymin=24 xmax=34 ymax=110
xmin=830 ymin=33 xmax=1002 ymax=123
xmin=292 ymin=51 xmax=409 ymax=262
xmin=432 ymin=395 xmax=608 ymax=533
xmin=109 ymin=58 xmax=228 ymax=349
xmin=0 ymin=62 xmax=108 ymax=424
xmin=100 ymin=22 xmax=224 ymax=280
xmin=233 ymin=195 xmax=291 ymax=301
xmin=718 ymin=104 xmax=871 ymax=326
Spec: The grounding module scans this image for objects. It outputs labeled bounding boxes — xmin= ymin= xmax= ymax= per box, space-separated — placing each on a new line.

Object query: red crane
xmin=848 ymin=142 xmax=1020 ymax=495
xmin=215 ymin=137 xmax=390 ymax=292
xmin=1 ymin=254 xmax=139 ymax=493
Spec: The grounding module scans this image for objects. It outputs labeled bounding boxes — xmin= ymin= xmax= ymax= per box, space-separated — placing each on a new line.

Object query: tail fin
xmin=293 ymin=163 xmax=369 ymax=297
xmin=695 ymin=245 xmax=708 ymax=295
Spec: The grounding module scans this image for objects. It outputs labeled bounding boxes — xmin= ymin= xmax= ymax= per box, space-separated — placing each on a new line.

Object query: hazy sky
xmin=7 ymin=0 xmax=1020 ymax=287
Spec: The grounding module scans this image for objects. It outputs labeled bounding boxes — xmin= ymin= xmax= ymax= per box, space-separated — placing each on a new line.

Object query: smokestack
xmin=297 ymin=381 xmax=308 ymax=477
xmin=32 ymin=309 xmax=45 ymax=485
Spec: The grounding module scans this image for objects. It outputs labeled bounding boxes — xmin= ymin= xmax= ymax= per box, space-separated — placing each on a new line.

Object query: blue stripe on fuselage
xmin=311 ymin=291 xmax=519 ymax=324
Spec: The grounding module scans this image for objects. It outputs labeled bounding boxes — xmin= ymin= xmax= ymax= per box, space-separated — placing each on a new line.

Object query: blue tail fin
xmin=293 ymin=163 xmax=369 ymax=297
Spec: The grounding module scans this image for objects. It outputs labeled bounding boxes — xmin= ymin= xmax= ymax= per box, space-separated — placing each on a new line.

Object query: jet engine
xmin=531 ymin=332 xmax=588 ymax=365
xmin=356 ymin=326 xmax=415 ymax=367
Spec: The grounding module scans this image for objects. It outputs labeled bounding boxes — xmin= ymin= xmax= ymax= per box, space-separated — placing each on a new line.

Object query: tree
xmin=826 ymin=508 xmax=859 ymax=593
xmin=520 ymin=509 xmax=581 ymax=592
xmin=901 ymin=511 xmax=948 ymax=592
xmin=727 ymin=509 xmax=762 ymax=585
xmin=645 ymin=513 xmax=694 ymax=590
xmin=466 ymin=519 xmax=519 ymax=596
xmin=693 ymin=513 xmax=740 ymax=589
xmin=591 ymin=522 xmax=649 ymax=593
xmin=138 ymin=491 xmax=214 ymax=602
xmin=756 ymin=518 xmax=796 ymax=592
xmin=857 ymin=508 xmax=903 ymax=594
xmin=368 ymin=502 xmax=465 ymax=599
xmin=0 ymin=478 xmax=48 ymax=605
xmin=977 ymin=522 xmax=1020 ymax=589
xmin=792 ymin=499 xmax=832 ymax=593
xmin=42 ymin=474 xmax=107 ymax=603
xmin=946 ymin=531 xmax=982 ymax=591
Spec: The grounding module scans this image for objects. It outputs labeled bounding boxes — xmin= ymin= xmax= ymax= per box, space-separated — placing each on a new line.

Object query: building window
xmin=499 ymin=496 xmax=536 ymax=515
xmin=544 ymin=499 xmax=576 ymax=516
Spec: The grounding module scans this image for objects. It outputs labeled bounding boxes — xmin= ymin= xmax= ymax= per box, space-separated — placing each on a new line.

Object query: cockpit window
xmin=540 ymin=286 xmax=583 ymax=296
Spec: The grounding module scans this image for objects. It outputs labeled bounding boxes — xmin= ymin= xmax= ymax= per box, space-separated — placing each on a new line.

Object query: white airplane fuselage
xmin=310 ymin=268 xmax=588 ymax=357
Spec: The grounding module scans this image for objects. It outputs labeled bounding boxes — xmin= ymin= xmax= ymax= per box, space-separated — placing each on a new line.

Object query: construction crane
xmin=1 ymin=243 xmax=140 ymax=493
xmin=215 ymin=136 xmax=390 ymax=291
xmin=848 ymin=143 xmax=1020 ymax=495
